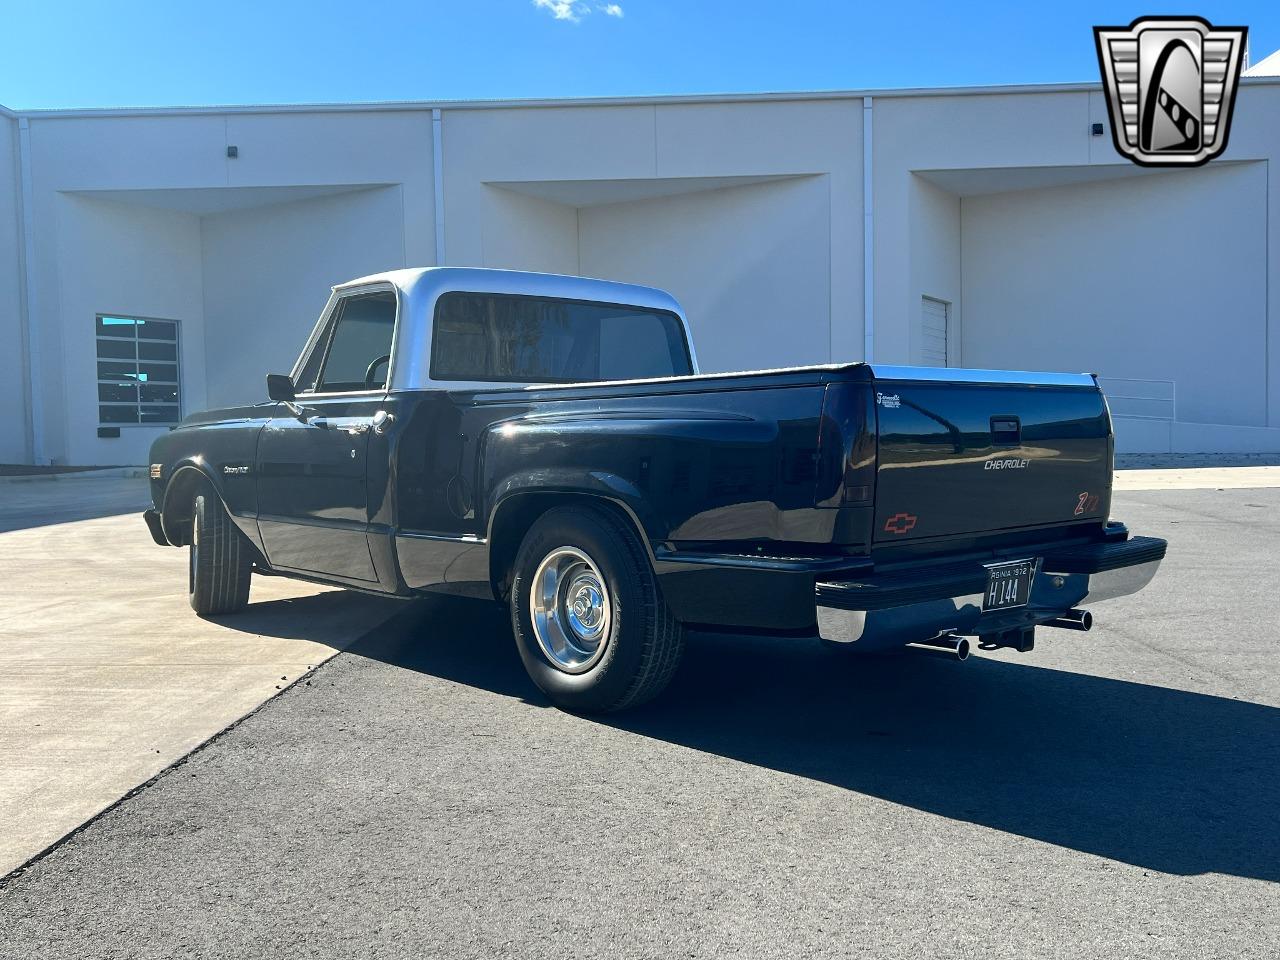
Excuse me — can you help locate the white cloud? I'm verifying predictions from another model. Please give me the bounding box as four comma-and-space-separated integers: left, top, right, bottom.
531, 0, 624, 23
533, 0, 585, 21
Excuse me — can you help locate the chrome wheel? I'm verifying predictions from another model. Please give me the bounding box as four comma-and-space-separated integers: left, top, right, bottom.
529, 546, 612, 674
188, 509, 200, 595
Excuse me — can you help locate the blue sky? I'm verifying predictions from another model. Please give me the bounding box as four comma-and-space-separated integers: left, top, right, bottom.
1, 1, 1277, 110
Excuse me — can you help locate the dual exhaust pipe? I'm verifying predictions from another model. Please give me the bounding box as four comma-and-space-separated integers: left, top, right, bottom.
1045, 609, 1093, 632
910, 632, 971, 661
909, 609, 1092, 661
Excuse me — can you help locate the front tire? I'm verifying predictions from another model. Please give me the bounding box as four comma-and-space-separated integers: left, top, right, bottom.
188, 493, 252, 616
510, 505, 684, 713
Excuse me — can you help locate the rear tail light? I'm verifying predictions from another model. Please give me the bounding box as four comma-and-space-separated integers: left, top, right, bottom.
815, 382, 875, 506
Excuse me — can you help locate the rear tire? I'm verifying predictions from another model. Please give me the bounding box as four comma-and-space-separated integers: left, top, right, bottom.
188, 493, 252, 616
510, 504, 684, 713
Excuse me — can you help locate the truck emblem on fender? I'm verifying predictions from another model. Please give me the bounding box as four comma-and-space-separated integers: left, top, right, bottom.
985, 458, 1029, 471
1094, 16, 1247, 167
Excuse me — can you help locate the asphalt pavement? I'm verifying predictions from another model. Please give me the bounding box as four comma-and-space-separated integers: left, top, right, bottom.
1, 487, 1277, 959
0, 477, 401, 872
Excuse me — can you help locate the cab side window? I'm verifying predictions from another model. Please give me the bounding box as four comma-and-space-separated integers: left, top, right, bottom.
293, 323, 330, 394
316, 291, 397, 393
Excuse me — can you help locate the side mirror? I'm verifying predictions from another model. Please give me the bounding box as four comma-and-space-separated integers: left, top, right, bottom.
266, 373, 296, 403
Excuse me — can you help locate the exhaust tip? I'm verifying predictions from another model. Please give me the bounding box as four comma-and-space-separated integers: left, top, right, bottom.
909, 632, 970, 661
1044, 609, 1093, 632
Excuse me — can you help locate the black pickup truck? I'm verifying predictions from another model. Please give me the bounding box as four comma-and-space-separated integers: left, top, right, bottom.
145, 267, 1166, 712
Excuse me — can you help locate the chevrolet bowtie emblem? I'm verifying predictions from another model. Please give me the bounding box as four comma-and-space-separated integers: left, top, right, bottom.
883, 512, 918, 535
1094, 16, 1247, 167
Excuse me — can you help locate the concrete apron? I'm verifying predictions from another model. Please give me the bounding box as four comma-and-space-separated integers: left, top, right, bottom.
1114, 465, 1280, 490
0, 488, 402, 876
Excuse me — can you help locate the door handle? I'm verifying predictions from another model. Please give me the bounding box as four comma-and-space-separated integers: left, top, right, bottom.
309, 418, 369, 435
372, 410, 395, 436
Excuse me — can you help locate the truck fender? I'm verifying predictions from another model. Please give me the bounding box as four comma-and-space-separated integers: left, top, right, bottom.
485, 469, 667, 547
159, 462, 241, 548
483, 472, 665, 599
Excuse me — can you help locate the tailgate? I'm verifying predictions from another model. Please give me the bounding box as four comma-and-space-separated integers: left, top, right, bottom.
871, 370, 1111, 543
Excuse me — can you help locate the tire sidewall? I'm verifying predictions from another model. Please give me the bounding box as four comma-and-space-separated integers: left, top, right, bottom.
511, 508, 651, 711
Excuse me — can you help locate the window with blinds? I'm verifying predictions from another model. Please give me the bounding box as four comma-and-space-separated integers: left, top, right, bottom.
920, 297, 949, 368
95, 315, 182, 425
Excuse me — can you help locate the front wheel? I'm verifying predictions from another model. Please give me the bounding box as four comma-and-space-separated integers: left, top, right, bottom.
510, 505, 684, 713
188, 493, 252, 616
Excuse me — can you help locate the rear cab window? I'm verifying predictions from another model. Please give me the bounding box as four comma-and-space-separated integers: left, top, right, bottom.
430, 292, 692, 383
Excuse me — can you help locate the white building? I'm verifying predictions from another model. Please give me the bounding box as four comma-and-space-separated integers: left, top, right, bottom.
3, 77, 1280, 466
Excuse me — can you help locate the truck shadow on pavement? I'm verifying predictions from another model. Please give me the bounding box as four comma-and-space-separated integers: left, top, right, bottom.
0, 478, 151, 534
352, 595, 1280, 884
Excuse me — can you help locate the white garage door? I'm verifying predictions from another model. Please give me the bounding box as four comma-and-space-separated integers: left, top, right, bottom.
920, 297, 949, 367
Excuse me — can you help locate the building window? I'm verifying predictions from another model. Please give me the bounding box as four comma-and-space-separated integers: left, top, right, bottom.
95, 315, 181, 425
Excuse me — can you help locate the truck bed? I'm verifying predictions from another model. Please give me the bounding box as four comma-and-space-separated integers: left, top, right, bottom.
443, 361, 1113, 558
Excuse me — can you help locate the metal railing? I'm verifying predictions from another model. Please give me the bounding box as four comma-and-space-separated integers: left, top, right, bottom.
1097, 377, 1177, 421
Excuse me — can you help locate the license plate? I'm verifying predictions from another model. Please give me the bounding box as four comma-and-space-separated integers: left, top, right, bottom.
984, 559, 1037, 611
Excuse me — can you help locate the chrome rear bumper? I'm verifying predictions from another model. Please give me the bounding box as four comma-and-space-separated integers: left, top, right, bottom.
817, 536, 1165, 650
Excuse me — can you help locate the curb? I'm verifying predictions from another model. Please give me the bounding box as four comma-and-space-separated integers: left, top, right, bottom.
0, 466, 148, 484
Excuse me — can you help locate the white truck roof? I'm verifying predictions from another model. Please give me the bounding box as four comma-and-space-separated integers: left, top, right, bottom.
300, 267, 698, 390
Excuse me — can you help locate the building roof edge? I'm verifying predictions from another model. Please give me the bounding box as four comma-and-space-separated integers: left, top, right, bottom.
10, 75, 1280, 121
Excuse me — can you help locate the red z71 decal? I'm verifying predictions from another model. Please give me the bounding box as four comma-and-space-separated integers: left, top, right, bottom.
1075, 492, 1101, 516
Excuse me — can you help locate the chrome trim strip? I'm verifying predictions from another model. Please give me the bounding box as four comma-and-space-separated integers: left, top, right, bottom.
868, 364, 1098, 387
397, 531, 486, 545
297, 389, 386, 399
289, 290, 340, 385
